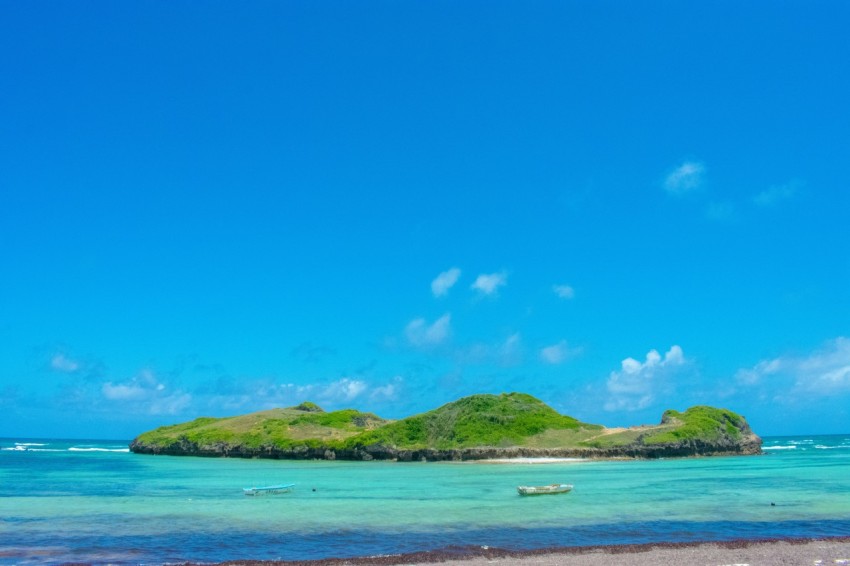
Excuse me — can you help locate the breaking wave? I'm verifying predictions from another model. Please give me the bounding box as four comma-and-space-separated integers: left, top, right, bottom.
68, 447, 131, 453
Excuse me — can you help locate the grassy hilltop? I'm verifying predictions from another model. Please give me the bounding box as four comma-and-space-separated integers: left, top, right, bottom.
130, 392, 762, 460
344, 392, 596, 450
131, 401, 388, 453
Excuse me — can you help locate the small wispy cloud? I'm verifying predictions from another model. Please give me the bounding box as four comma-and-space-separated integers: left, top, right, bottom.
453, 333, 524, 367
605, 345, 688, 411
471, 272, 507, 296
101, 369, 191, 415
736, 337, 850, 395
51, 353, 80, 373
102, 382, 157, 401
664, 161, 705, 195
230, 376, 403, 410
370, 376, 403, 402
312, 376, 403, 406
552, 284, 575, 300
431, 268, 461, 297
540, 340, 582, 365
754, 180, 802, 207
319, 377, 367, 403
499, 333, 523, 366
735, 359, 782, 386
405, 314, 451, 347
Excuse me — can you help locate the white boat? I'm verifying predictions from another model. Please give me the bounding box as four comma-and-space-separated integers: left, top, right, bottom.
517, 483, 573, 496
243, 483, 295, 496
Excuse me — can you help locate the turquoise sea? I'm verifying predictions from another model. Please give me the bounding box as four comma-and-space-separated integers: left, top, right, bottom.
2, 435, 849, 565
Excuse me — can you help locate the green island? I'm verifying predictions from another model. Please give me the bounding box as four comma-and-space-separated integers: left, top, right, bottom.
129, 392, 762, 460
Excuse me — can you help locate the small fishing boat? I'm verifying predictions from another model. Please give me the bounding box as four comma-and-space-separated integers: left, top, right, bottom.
243, 483, 295, 496
517, 483, 572, 496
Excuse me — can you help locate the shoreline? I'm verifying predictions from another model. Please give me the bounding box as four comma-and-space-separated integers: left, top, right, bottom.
210, 536, 850, 565
455, 456, 589, 464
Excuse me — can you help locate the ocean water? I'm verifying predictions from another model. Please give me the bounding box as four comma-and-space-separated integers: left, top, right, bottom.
1, 435, 849, 565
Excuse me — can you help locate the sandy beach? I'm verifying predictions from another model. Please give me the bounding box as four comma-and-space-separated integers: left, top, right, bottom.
217, 537, 850, 566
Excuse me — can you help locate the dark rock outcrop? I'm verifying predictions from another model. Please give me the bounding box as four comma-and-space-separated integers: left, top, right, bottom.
129, 431, 762, 461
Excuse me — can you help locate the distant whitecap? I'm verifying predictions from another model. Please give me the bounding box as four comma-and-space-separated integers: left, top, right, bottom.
69, 447, 130, 453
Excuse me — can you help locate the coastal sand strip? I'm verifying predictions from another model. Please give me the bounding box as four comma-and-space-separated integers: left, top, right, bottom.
215, 537, 850, 566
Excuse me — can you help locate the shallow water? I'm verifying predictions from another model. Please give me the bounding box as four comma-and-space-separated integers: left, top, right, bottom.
1, 435, 849, 564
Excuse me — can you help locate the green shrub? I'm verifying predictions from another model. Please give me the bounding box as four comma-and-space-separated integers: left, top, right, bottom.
347, 393, 588, 450
291, 409, 382, 430
643, 406, 744, 445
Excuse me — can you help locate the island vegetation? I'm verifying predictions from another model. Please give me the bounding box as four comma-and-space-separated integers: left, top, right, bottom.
129, 392, 762, 460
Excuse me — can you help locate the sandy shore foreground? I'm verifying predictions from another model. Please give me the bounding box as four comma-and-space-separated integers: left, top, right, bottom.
217, 537, 850, 566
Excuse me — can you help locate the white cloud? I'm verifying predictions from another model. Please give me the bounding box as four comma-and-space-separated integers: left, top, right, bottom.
202, 375, 405, 413
540, 340, 582, 365
51, 353, 80, 373
405, 314, 451, 347
102, 382, 148, 401
149, 393, 193, 415
101, 369, 191, 415
754, 180, 801, 207
309, 376, 404, 406
664, 161, 705, 195
605, 345, 687, 411
735, 359, 782, 386
370, 376, 403, 402
471, 272, 507, 296
553, 284, 575, 300
737, 337, 850, 395
431, 268, 461, 297
222, 382, 322, 412
319, 378, 368, 403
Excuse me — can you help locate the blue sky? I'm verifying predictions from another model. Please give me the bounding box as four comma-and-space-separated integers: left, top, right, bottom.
1, 1, 848, 439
